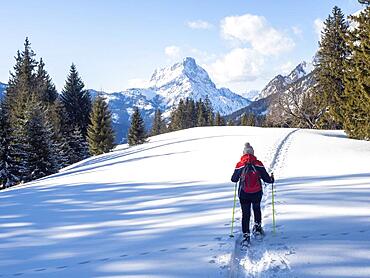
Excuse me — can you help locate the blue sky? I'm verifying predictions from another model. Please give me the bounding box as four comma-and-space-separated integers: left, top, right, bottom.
0, 0, 364, 94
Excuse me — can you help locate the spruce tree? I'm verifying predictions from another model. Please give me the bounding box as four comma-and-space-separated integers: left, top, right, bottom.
227, 119, 234, 126
204, 96, 214, 126
214, 112, 225, 126
24, 100, 58, 180
151, 109, 166, 136
35, 58, 58, 104
314, 6, 349, 129
4, 38, 39, 184
69, 125, 90, 163
343, 7, 370, 139
127, 107, 146, 146
0, 102, 19, 187
61, 64, 92, 137
196, 99, 207, 127
241, 113, 248, 126
87, 96, 116, 155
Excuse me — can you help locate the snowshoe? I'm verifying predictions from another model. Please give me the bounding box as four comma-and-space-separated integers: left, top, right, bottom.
252, 223, 265, 240
241, 233, 251, 250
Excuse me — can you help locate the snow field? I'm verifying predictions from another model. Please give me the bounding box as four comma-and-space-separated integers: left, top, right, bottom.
1, 127, 369, 278
0, 126, 290, 277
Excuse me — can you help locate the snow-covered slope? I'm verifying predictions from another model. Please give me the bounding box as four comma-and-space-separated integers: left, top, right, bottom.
1, 127, 370, 277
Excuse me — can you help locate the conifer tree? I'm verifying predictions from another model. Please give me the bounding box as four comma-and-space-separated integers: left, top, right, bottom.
227, 119, 234, 126
214, 112, 225, 126
241, 113, 248, 126
24, 99, 58, 180
69, 125, 90, 163
0, 102, 19, 187
35, 58, 58, 104
343, 7, 370, 139
169, 99, 187, 131
151, 109, 166, 136
87, 96, 116, 155
314, 6, 349, 129
196, 99, 207, 127
204, 96, 214, 126
4, 38, 39, 184
127, 107, 146, 146
184, 98, 196, 128
61, 64, 92, 137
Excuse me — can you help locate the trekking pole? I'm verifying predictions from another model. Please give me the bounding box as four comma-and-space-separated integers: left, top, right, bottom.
229, 182, 238, 237
271, 180, 276, 235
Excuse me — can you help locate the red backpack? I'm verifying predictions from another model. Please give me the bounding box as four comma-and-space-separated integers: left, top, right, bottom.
240, 162, 262, 193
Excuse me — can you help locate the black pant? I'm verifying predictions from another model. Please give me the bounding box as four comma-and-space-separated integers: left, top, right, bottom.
239, 190, 262, 234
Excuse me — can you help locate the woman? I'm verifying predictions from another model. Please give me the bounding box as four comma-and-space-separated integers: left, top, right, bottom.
231, 142, 274, 243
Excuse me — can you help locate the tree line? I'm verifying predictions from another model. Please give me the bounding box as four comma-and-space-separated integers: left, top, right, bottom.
0, 39, 115, 188
267, 5, 369, 140
130, 96, 264, 143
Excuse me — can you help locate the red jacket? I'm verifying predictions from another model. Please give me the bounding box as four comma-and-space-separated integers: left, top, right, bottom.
231, 154, 273, 195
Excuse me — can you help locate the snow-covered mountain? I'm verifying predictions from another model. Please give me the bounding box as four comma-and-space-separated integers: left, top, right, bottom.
255, 61, 314, 101
242, 89, 260, 101
0, 82, 6, 99
226, 60, 316, 123
1, 126, 369, 277
147, 57, 250, 115
91, 57, 250, 142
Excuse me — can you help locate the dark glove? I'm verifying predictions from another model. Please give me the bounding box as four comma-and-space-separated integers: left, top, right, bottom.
270, 172, 275, 183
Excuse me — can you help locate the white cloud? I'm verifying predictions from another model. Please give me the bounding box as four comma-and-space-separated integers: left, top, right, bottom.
279, 61, 294, 75
221, 14, 295, 56
128, 78, 149, 88
292, 26, 303, 36
204, 48, 264, 85
314, 18, 324, 40
164, 46, 181, 59
186, 20, 213, 30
